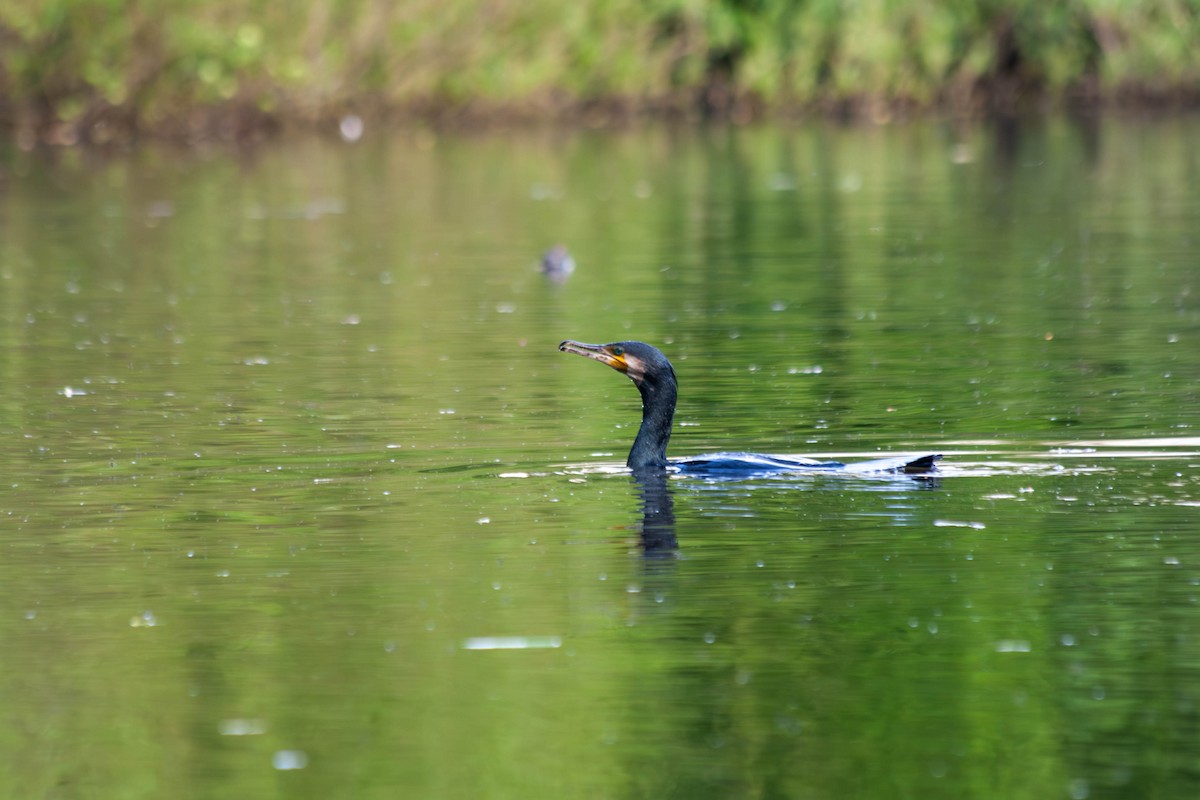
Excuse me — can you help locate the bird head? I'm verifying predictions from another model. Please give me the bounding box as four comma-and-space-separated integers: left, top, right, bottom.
558, 340, 676, 390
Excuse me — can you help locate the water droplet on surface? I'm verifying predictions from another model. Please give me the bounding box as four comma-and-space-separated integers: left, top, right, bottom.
767, 172, 796, 191
339, 114, 364, 142
272, 750, 308, 770
949, 143, 973, 164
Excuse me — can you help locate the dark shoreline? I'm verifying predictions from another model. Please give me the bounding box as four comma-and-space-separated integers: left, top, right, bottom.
7, 84, 1200, 150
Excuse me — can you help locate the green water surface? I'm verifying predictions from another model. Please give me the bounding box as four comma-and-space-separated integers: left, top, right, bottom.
1, 117, 1199, 799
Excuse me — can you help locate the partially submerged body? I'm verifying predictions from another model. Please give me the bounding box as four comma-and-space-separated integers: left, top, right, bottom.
558, 339, 940, 477
672, 451, 940, 476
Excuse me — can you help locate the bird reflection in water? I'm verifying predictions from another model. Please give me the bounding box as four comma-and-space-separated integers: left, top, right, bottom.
634, 468, 678, 557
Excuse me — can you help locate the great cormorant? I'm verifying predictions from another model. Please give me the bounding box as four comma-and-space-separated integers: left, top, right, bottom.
559, 339, 940, 475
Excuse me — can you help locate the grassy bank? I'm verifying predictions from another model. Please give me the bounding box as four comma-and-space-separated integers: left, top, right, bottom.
2, 0, 1199, 143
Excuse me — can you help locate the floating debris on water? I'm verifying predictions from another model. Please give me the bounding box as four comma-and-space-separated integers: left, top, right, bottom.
219, 719, 267, 736
461, 636, 562, 650
934, 519, 987, 530
130, 610, 158, 628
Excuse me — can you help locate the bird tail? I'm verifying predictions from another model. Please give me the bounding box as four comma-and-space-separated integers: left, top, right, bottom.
841, 453, 942, 474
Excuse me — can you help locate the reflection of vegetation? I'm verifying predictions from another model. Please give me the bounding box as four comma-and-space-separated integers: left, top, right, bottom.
3, 1, 1200, 141
1, 119, 1199, 797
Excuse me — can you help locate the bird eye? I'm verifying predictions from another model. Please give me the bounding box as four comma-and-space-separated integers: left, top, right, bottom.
611, 346, 624, 356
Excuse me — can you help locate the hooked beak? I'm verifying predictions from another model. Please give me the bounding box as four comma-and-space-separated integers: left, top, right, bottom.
559, 340, 628, 373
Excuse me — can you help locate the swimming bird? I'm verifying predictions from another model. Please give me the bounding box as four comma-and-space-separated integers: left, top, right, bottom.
539, 245, 576, 280
558, 340, 940, 475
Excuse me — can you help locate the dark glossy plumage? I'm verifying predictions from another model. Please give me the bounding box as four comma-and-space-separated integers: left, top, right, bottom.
559, 339, 940, 476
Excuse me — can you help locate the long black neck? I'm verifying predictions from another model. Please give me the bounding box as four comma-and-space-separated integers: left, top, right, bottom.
628, 375, 676, 470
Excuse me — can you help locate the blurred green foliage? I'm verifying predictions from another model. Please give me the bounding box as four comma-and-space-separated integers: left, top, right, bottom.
1, 0, 1198, 139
